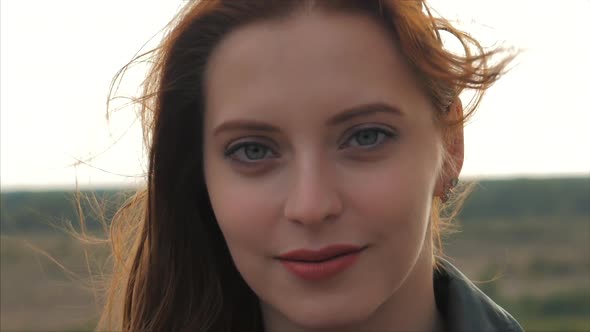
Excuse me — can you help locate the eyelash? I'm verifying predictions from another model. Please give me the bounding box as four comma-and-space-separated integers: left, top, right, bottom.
340, 127, 396, 149
224, 141, 279, 163
224, 127, 397, 163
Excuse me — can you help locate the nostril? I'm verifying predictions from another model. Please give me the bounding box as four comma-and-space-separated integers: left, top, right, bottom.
283, 191, 344, 226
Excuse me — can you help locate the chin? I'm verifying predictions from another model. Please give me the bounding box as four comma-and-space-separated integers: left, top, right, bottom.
279, 298, 378, 330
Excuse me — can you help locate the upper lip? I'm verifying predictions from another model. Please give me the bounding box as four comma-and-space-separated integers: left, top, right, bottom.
277, 244, 367, 262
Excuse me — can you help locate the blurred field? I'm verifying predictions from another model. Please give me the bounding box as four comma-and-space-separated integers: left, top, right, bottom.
1, 234, 108, 331
1, 178, 589, 331
444, 216, 590, 331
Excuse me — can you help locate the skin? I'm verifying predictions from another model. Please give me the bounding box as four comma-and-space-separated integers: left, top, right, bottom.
203, 9, 463, 332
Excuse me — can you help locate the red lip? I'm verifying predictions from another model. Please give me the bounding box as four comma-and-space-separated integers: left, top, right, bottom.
277, 244, 367, 281
277, 244, 366, 262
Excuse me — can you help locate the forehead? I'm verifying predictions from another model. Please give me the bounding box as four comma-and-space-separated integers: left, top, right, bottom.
204, 10, 433, 126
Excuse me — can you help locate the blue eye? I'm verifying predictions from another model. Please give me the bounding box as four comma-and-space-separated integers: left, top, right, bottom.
343, 128, 395, 148
225, 142, 276, 162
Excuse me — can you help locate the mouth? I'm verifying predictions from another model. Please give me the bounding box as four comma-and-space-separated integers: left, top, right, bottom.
276, 244, 368, 281
277, 244, 368, 263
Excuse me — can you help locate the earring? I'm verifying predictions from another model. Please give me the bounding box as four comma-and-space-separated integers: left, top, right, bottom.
442, 178, 459, 202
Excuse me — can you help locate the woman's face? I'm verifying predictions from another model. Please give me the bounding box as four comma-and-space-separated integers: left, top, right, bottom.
204, 10, 445, 331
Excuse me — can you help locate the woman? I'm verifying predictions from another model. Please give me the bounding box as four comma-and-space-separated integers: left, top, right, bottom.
99, 1, 521, 331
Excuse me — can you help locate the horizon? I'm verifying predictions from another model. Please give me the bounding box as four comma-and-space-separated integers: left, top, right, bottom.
2, 173, 589, 193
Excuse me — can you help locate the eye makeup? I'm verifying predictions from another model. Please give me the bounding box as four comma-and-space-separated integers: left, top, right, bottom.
222, 123, 400, 167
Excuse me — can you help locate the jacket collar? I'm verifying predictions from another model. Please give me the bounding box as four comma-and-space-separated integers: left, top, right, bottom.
434, 258, 524, 332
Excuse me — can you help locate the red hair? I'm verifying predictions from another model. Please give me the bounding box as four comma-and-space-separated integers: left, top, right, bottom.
97, 1, 515, 330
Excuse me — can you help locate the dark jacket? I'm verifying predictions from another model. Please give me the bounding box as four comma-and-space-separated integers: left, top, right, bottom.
434, 258, 524, 332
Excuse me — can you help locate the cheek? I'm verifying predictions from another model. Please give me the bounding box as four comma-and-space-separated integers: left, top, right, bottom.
343, 155, 438, 222
340, 143, 441, 253
205, 166, 281, 257
343, 168, 432, 249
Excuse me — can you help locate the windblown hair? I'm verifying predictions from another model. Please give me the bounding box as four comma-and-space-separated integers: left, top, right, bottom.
97, 1, 515, 330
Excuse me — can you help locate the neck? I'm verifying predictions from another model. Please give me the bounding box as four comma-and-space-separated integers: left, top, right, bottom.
263, 245, 444, 332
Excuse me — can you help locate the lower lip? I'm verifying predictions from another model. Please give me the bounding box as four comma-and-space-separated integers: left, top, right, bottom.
279, 251, 362, 281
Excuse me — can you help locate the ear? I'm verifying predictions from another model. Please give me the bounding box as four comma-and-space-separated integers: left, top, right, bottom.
434, 98, 465, 199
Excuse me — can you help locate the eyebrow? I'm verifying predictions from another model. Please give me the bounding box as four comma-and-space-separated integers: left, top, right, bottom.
212, 102, 403, 136
327, 102, 404, 125
213, 120, 281, 136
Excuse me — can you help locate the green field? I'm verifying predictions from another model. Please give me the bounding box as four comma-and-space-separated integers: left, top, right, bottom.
1, 177, 589, 331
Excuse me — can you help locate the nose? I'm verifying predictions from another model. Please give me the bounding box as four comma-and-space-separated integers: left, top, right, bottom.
283, 158, 343, 226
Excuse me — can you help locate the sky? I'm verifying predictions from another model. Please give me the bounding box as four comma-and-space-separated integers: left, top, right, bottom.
1, 0, 589, 190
